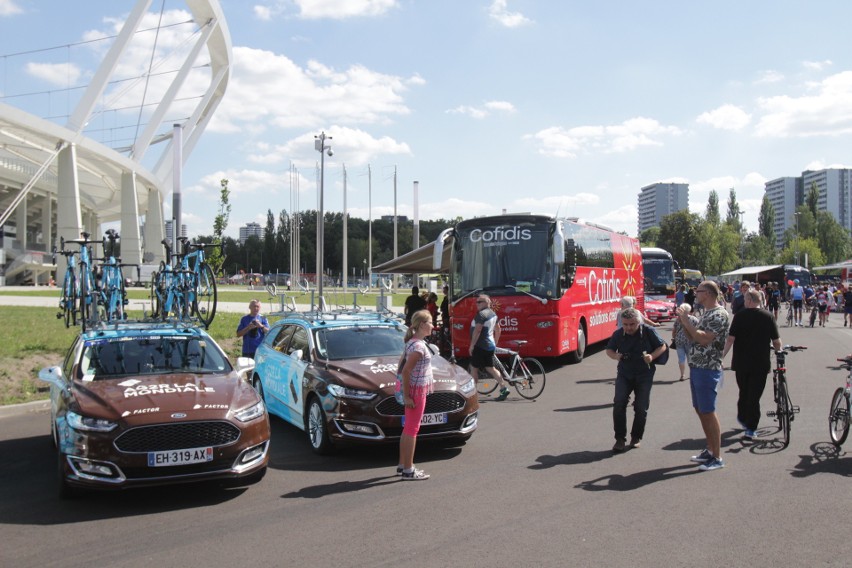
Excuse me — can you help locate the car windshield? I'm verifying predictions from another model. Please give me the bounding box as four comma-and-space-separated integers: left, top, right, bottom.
79, 336, 231, 379
314, 326, 405, 361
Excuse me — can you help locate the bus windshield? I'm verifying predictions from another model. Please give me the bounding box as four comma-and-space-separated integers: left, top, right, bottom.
452, 221, 557, 298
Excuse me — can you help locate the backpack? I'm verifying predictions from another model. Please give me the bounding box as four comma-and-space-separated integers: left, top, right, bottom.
640, 324, 669, 365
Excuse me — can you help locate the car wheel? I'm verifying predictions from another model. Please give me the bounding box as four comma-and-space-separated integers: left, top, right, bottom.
567, 321, 586, 364
306, 397, 333, 455
252, 375, 265, 402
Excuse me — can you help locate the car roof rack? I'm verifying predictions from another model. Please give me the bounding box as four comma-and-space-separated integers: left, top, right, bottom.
277, 309, 404, 327
82, 317, 204, 336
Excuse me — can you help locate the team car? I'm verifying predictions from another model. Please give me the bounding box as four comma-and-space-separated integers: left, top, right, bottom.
644, 299, 676, 323
252, 311, 479, 454
38, 322, 270, 497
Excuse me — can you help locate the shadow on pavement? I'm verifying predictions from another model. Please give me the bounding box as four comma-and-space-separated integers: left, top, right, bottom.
574, 463, 699, 491
790, 442, 852, 478
553, 403, 613, 413
528, 449, 614, 470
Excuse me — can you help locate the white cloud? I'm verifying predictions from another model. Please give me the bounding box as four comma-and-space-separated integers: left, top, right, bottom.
446, 100, 514, 119
804, 159, 852, 170
803, 59, 832, 72
0, 0, 22, 16
253, 5, 273, 20
295, 0, 398, 19
696, 104, 752, 131
488, 0, 532, 28
246, 126, 412, 167
211, 47, 419, 133
755, 71, 852, 137
25, 62, 82, 86
755, 70, 784, 84
525, 117, 682, 158
590, 204, 637, 235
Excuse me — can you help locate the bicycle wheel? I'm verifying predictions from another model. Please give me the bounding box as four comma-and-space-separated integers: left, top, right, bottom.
512, 357, 546, 400
149, 272, 161, 319
192, 262, 217, 327
61, 270, 77, 328
786, 308, 793, 327
829, 387, 850, 447
777, 379, 792, 448
79, 263, 91, 332
475, 367, 499, 395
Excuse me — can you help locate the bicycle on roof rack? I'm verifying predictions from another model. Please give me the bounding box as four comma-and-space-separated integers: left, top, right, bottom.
95, 229, 135, 323
55, 232, 102, 332
149, 237, 220, 327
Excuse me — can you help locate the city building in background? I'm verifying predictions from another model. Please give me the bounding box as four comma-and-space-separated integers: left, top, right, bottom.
764, 168, 852, 249
637, 182, 689, 234
164, 220, 188, 242
239, 222, 263, 245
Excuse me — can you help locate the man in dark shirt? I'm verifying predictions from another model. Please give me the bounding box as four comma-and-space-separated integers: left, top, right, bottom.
404, 286, 426, 326
723, 288, 782, 441
731, 281, 750, 315
605, 307, 667, 452
843, 285, 852, 327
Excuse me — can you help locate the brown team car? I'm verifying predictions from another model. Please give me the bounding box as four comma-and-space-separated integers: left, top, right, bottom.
38, 322, 270, 497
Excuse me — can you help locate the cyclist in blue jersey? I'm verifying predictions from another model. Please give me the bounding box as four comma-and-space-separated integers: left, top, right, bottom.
789, 280, 804, 327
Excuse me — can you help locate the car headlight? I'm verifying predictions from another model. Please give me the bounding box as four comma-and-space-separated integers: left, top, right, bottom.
234, 401, 266, 422
459, 378, 475, 394
67, 411, 117, 432
327, 384, 376, 400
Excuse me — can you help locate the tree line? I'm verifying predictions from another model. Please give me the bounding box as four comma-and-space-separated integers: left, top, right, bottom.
197, 180, 456, 277
640, 184, 852, 276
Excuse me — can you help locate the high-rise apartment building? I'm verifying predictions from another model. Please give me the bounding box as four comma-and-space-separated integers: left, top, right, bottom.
164, 220, 187, 241
637, 182, 689, 234
764, 168, 852, 248
239, 222, 263, 245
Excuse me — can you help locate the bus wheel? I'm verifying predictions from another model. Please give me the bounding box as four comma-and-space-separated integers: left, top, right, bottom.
567, 322, 586, 364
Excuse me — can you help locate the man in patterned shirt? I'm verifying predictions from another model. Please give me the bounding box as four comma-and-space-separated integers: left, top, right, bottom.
676, 280, 730, 472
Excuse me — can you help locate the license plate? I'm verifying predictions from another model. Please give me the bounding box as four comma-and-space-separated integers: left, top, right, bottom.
401, 412, 447, 426
148, 447, 213, 467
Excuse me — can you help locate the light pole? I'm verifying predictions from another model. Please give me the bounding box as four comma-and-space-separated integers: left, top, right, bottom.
315, 131, 333, 301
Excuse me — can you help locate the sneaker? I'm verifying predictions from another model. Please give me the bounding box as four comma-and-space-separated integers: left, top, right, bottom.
401, 468, 430, 481
612, 438, 626, 452
698, 457, 725, 471
495, 387, 511, 401
742, 429, 756, 441
396, 465, 403, 476
690, 448, 713, 463
629, 438, 641, 448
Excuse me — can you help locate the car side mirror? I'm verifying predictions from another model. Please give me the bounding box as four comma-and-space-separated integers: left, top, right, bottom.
291, 349, 304, 361
38, 366, 65, 390
234, 357, 255, 381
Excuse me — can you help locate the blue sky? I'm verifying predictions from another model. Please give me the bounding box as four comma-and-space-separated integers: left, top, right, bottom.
3, 0, 852, 239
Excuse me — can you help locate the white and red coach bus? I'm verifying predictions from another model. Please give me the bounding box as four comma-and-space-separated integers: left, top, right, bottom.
432, 214, 643, 362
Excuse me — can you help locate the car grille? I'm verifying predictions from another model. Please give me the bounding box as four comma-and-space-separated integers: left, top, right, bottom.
114, 421, 241, 452
375, 391, 467, 417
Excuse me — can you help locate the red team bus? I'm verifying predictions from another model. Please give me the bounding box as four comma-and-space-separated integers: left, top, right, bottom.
432, 214, 644, 362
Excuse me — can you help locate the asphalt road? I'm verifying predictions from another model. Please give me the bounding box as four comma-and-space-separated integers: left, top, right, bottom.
2, 314, 851, 568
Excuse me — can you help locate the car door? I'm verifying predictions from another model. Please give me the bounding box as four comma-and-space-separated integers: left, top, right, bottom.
256, 324, 296, 423
282, 325, 311, 423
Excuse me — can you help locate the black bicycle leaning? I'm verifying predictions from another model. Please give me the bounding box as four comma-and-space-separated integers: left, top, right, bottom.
766, 345, 805, 448
474, 340, 546, 400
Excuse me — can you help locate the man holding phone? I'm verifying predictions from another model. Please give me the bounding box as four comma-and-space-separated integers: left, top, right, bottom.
236, 299, 269, 358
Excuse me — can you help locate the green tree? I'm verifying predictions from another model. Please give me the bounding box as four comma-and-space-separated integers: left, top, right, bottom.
706, 190, 721, 227
815, 211, 852, 264
778, 237, 825, 267
658, 210, 702, 270
806, 182, 819, 218
758, 195, 775, 246
743, 234, 775, 265
207, 179, 231, 276
725, 188, 742, 232
639, 226, 660, 247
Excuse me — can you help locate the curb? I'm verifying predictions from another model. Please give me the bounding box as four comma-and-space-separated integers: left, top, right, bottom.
0, 399, 49, 419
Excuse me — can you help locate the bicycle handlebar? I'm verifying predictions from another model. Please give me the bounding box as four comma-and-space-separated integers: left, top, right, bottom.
780, 345, 807, 353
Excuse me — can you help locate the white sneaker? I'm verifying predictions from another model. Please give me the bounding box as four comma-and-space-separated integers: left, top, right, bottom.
401, 468, 430, 480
